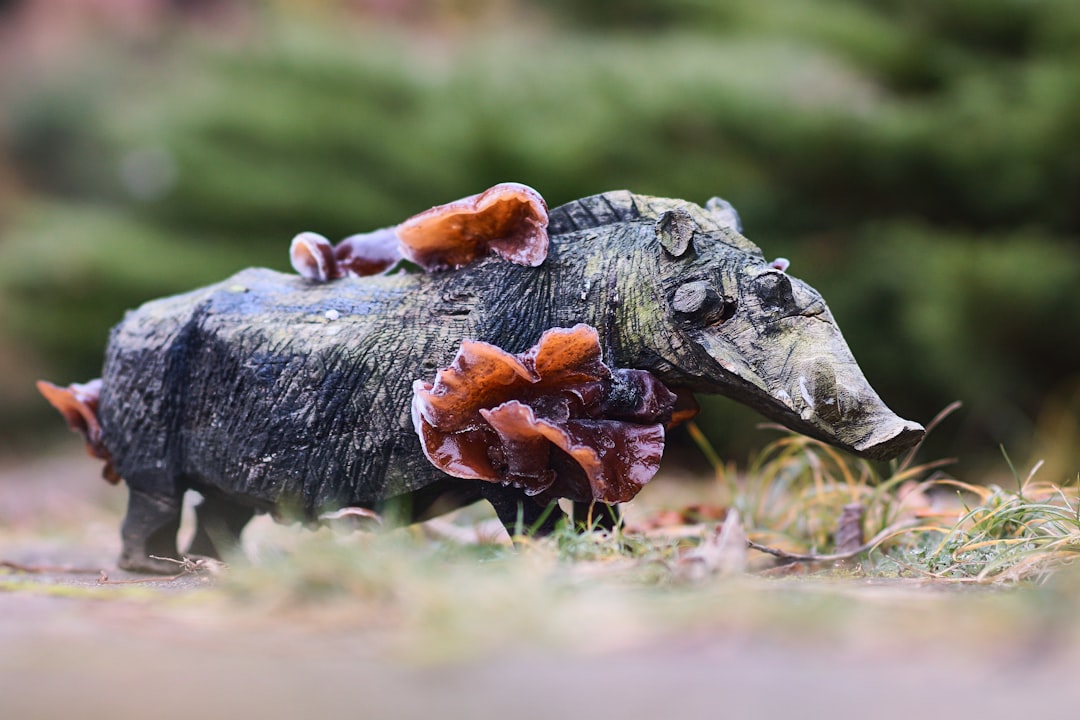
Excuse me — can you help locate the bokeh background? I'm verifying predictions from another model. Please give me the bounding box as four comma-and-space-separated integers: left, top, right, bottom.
1, 0, 1077, 483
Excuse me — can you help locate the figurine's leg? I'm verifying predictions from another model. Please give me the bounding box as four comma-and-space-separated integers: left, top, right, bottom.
119, 486, 184, 574
186, 493, 255, 561
572, 502, 622, 532
380, 480, 485, 525
479, 484, 564, 537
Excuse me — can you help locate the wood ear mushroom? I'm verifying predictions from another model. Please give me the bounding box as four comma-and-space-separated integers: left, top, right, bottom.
36, 379, 119, 483
411, 325, 676, 504
290, 182, 549, 281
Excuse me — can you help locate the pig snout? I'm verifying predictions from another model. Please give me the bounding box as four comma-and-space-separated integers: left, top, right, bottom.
790, 357, 924, 460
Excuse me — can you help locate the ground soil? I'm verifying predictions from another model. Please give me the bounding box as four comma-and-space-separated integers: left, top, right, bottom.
3, 451, 1080, 719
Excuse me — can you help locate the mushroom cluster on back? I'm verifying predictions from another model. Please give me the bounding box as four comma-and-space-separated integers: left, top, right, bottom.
411, 324, 682, 504
289, 182, 549, 281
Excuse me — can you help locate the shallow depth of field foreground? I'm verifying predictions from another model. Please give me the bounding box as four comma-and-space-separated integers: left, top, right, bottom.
3, 422, 1080, 718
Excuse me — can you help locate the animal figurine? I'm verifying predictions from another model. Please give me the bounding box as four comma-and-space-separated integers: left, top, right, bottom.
39, 184, 923, 573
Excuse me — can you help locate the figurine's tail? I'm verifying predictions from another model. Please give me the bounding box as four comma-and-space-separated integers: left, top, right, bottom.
37, 379, 120, 484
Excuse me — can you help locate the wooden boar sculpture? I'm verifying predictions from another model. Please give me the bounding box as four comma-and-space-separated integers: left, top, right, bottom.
39, 183, 924, 573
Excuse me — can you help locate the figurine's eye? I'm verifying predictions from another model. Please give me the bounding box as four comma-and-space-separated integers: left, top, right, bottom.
671, 280, 737, 325
751, 271, 797, 314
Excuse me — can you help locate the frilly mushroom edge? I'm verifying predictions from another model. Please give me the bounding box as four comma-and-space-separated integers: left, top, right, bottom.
411, 324, 685, 504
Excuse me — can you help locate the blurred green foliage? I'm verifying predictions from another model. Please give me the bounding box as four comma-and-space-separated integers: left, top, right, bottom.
1, 0, 1077, 474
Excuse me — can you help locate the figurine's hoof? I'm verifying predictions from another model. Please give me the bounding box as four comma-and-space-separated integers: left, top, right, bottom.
118, 553, 188, 575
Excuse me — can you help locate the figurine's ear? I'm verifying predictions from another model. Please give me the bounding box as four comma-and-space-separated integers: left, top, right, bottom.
655, 208, 698, 258
705, 196, 743, 233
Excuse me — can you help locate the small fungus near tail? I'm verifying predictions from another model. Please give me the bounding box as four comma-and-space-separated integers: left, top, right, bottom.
36, 379, 120, 484
411, 325, 677, 504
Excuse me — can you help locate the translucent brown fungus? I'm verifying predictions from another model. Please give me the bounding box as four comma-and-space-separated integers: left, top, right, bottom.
334, 227, 402, 277
290, 183, 549, 281
36, 379, 119, 484
669, 389, 701, 427
395, 182, 549, 271
291, 228, 402, 281
411, 325, 677, 504
290, 232, 340, 282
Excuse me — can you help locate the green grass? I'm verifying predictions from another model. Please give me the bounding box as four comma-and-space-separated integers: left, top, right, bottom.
685, 404, 1080, 582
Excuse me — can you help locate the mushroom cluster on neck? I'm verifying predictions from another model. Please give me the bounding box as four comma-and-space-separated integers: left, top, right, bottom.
411, 324, 684, 505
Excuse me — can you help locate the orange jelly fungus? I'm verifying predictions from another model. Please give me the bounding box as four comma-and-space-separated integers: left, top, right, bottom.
411, 325, 679, 504
290, 183, 548, 281
395, 182, 549, 270
36, 379, 119, 483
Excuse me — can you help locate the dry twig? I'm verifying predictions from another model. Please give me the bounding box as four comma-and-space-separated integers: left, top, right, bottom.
97, 556, 226, 584
747, 520, 918, 564
1, 560, 103, 575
